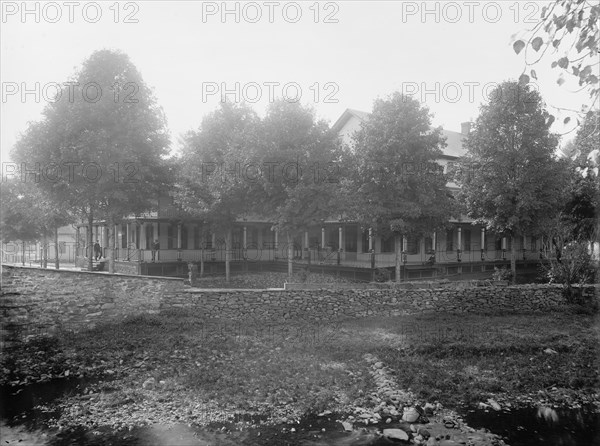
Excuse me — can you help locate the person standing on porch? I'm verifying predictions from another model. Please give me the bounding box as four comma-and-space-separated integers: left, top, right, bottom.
93, 240, 102, 260
151, 239, 160, 262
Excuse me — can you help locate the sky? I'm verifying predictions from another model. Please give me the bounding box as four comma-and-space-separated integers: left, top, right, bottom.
1, 0, 594, 163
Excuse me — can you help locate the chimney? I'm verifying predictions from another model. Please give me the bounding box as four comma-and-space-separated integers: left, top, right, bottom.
461, 122, 472, 135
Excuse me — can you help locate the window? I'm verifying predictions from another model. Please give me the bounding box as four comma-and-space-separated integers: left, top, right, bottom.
181, 225, 188, 249
59, 241, 66, 254
495, 238, 502, 251
361, 230, 370, 252
193, 226, 200, 249
446, 162, 456, 175
381, 234, 394, 253
328, 227, 338, 250
530, 236, 537, 251
424, 237, 433, 253
406, 237, 418, 255
345, 225, 357, 252
232, 228, 242, 249
463, 229, 471, 251
446, 230, 454, 251
167, 225, 174, 249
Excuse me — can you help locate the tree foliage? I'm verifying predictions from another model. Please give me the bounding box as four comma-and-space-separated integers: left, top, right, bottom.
348, 93, 453, 237
456, 81, 566, 281
346, 93, 454, 281
513, 0, 599, 121
255, 100, 342, 277
174, 102, 260, 281
1, 178, 70, 266
11, 49, 171, 271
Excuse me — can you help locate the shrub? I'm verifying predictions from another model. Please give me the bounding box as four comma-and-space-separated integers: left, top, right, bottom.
542, 242, 597, 287
373, 268, 391, 282
492, 266, 513, 281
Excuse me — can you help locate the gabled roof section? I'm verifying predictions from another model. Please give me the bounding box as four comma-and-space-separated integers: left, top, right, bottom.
333, 108, 467, 159
331, 108, 370, 133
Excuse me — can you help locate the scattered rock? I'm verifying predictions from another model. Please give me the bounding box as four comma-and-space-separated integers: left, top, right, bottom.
424, 402, 435, 416
341, 421, 353, 432
402, 407, 420, 422
417, 427, 431, 439
544, 348, 558, 355
142, 377, 156, 390
383, 428, 409, 441
487, 398, 501, 411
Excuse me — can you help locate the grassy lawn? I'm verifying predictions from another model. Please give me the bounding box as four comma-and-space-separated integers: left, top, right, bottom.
2, 308, 599, 431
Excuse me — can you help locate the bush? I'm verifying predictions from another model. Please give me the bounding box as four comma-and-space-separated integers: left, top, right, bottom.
543, 242, 597, 287
373, 268, 391, 282
492, 266, 513, 281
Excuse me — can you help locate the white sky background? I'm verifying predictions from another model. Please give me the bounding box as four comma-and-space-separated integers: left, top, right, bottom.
1, 0, 593, 163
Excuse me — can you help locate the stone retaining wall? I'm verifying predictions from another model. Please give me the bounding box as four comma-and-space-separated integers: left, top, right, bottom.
1, 265, 182, 343
1, 265, 597, 344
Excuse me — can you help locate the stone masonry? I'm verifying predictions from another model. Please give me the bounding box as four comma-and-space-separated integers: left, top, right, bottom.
1, 265, 597, 344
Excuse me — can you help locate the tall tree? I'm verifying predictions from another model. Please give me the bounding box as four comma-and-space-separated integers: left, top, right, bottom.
174, 102, 260, 282
11, 50, 171, 272
348, 93, 454, 282
256, 100, 341, 279
456, 80, 567, 282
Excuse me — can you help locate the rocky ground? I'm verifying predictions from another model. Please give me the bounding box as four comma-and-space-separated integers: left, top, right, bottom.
1, 310, 598, 445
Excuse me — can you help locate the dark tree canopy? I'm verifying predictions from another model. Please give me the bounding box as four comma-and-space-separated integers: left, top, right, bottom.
11, 49, 172, 271
348, 92, 453, 239
456, 80, 568, 280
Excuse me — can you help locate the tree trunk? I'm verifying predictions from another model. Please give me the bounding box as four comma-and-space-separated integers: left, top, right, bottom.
287, 232, 293, 280
225, 229, 231, 283
510, 234, 517, 284
54, 227, 60, 269
395, 234, 401, 283
200, 235, 205, 278
87, 210, 93, 272
108, 221, 115, 274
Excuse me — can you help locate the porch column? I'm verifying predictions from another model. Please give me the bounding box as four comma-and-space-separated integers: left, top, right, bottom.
274, 228, 279, 249
402, 235, 407, 253
338, 226, 343, 251
457, 227, 462, 262
102, 226, 109, 253
501, 237, 507, 250
432, 231, 437, 253
212, 233, 216, 249
321, 227, 325, 248
243, 226, 247, 249
480, 228, 485, 250
153, 223, 158, 245
177, 223, 182, 249
140, 223, 146, 249
368, 228, 373, 251
126, 223, 130, 246
304, 231, 309, 249
114, 225, 119, 249
76, 227, 80, 256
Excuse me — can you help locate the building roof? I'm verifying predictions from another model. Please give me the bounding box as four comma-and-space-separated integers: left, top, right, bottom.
331, 108, 370, 133
333, 108, 467, 159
